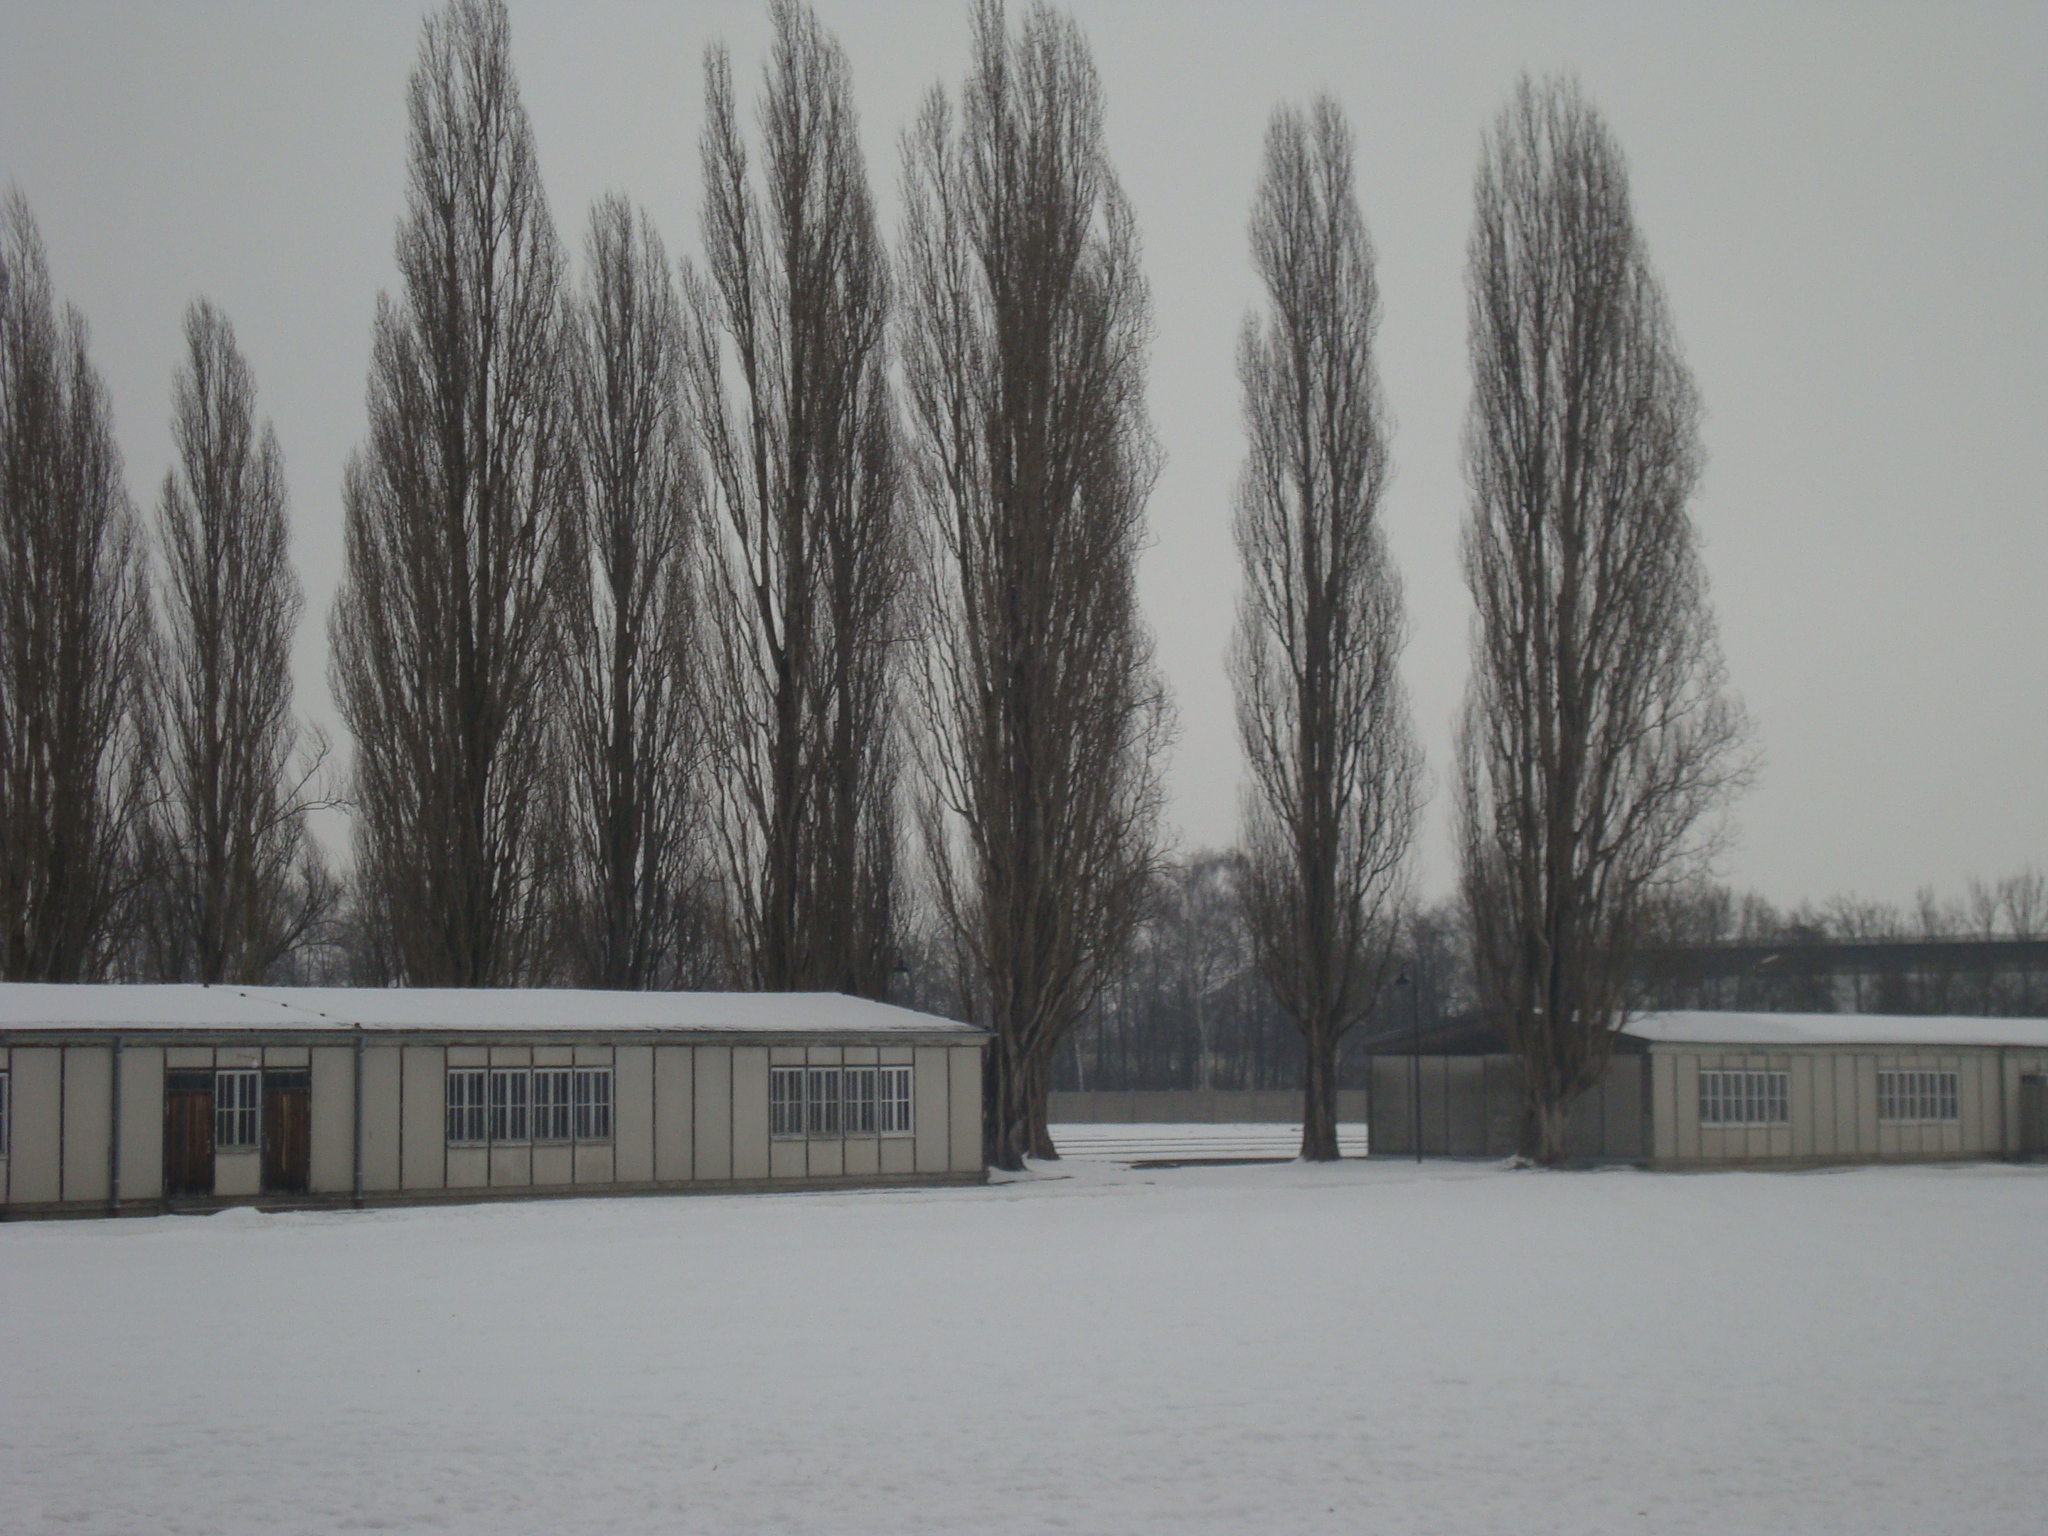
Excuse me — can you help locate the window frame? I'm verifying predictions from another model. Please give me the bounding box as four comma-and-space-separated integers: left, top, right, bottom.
1877, 1069, 1959, 1123
1698, 1068, 1789, 1127
843, 1066, 877, 1136
446, 1065, 612, 1147
447, 1068, 488, 1145
879, 1065, 913, 1135
805, 1066, 842, 1136
214, 1068, 261, 1150
770, 1062, 914, 1139
533, 1067, 573, 1143
488, 1066, 530, 1143
573, 1067, 613, 1142
770, 1067, 805, 1137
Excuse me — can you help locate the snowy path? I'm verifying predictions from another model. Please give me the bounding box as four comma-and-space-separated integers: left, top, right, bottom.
3, 1159, 2044, 1535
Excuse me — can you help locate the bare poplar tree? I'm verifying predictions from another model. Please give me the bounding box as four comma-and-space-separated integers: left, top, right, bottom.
329, 0, 569, 986
0, 191, 153, 982
1230, 98, 1422, 1161
1457, 77, 1752, 1164
684, 0, 905, 997
147, 300, 327, 983
900, 1, 1171, 1169
561, 195, 707, 989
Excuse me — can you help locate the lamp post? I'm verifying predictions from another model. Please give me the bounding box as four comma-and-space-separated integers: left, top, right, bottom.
1394, 969, 1421, 1163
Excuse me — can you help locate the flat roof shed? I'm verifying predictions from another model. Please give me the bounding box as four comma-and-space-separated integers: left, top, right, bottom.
1360, 1010, 2048, 1166
0, 983, 989, 1217
1627, 1010, 2048, 1167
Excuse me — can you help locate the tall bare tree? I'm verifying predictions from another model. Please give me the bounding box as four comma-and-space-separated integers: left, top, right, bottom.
1230, 98, 1422, 1161
684, 0, 905, 997
1457, 76, 1752, 1164
561, 195, 707, 989
0, 191, 153, 982
329, 0, 569, 986
900, 1, 1171, 1169
144, 301, 328, 984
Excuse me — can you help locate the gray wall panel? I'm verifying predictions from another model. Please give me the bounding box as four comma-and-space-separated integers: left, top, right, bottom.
949, 1046, 982, 1173
399, 1045, 443, 1190
694, 1046, 732, 1180
308, 1046, 353, 1194
913, 1047, 947, 1172
8, 1048, 61, 1203
118, 1045, 164, 1201
358, 1046, 402, 1191
61, 1046, 112, 1204
614, 1045, 654, 1184
653, 1046, 693, 1181
730, 1047, 769, 1180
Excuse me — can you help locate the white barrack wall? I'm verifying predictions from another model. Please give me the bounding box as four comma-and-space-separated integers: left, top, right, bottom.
0, 984, 988, 1217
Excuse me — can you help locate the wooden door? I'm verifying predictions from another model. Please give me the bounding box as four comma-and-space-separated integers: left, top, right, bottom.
164, 1070, 214, 1197
262, 1069, 311, 1194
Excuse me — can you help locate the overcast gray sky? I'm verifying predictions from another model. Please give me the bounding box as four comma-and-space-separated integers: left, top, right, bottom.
2, 0, 2042, 910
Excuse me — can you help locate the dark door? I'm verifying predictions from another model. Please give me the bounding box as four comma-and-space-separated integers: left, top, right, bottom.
2020, 1075, 2048, 1160
164, 1070, 214, 1197
262, 1069, 311, 1194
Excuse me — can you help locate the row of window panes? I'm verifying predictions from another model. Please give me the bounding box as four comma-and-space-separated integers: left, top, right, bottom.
1877, 1070, 1959, 1122
1701, 1068, 1964, 1125
770, 1066, 913, 1137
1698, 1070, 1788, 1125
446, 1068, 612, 1145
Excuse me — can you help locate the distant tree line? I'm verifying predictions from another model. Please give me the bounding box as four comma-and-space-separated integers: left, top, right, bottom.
4, 0, 2028, 1164
1047, 860, 2047, 1097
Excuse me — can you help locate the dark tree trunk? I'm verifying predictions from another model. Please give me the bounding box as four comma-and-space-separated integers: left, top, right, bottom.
1299, 1025, 1341, 1160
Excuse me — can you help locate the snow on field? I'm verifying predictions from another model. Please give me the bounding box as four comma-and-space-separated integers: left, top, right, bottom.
3, 1155, 2045, 1536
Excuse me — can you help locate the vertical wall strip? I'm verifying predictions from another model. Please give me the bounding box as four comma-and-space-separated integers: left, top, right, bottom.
351, 1028, 365, 1208
57, 1046, 67, 1205
108, 1038, 122, 1214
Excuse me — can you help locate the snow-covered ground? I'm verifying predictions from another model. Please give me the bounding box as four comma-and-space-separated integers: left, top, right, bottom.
3, 1154, 2044, 1535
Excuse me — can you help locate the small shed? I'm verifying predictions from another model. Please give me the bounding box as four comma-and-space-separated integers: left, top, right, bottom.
0, 983, 987, 1217
1632, 1010, 2048, 1168
1360, 1010, 2048, 1167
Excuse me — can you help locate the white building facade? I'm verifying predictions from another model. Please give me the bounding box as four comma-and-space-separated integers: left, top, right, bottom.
1631, 1011, 2048, 1167
0, 985, 987, 1217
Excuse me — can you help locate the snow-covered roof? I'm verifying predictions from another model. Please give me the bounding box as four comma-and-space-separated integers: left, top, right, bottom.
1623, 1009, 2048, 1050
0, 983, 985, 1038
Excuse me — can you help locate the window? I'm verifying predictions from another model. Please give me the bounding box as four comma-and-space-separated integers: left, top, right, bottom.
489, 1067, 529, 1142
215, 1069, 260, 1148
805, 1067, 841, 1136
879, 1066, 913, 1134
533, 1068, 573, 1141
771, 1063, 914, 1138
1878, 1070, 1958, 1122
574, 1068, 612, 1141
1699, 1069, 1787, 1126
771, 1067, 805, 1137
844, 1067, 877, 1135
447, 1069, 488, 1144
447, 1066, 610, 1146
